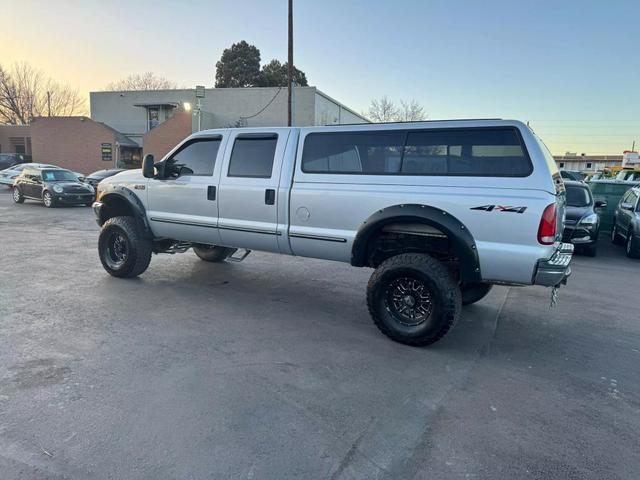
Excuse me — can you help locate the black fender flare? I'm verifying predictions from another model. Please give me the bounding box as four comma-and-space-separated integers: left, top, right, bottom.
97, 185, 151, 234
350, 204, 481, 282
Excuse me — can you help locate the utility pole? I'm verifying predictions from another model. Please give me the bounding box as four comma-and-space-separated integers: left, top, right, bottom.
287, 0, 293, 127
47, 91, 51, 117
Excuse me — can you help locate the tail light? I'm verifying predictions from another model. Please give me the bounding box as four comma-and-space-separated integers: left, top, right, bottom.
538, 203, 558, 244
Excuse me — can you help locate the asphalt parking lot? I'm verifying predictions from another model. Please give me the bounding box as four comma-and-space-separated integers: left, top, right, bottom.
1, 188, 639, 480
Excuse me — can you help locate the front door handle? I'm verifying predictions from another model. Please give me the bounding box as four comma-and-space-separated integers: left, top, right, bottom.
207, 185, 216, 201
265, 189, 275, 205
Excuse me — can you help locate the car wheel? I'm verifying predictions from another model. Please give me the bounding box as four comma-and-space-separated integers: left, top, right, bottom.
626, 229, 640, 259
12, 186, 24, 204
192, 244, 237, 262
583, 243, 598, 257
611, 223, 624, 245
367, 253, 461, 347
42, 191, 55, 208
98, 216, 152, 277
461, 282, 493, 305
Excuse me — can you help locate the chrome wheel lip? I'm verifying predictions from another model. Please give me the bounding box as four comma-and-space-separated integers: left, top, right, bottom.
627, 233, 633, 254
384, 276, 433, 327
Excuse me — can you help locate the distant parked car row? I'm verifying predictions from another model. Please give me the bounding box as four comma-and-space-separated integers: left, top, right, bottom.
4, 162, 125, 208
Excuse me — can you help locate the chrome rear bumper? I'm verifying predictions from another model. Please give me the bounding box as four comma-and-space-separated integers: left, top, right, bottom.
533, 243, 574, 287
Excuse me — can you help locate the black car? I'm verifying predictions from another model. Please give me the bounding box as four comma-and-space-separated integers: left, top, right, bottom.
611, 186, 640, 258
0, 153, 30, 170
562, 180, 606, 256
83, 168, 125, 187
12, 167, 95, 207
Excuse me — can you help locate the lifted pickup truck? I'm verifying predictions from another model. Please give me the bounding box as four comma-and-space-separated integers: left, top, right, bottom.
93, 119, 571, 346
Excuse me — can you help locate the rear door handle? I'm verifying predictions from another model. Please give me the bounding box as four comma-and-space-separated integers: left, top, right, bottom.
207, 185, 216, 201
265, 189, 275, 205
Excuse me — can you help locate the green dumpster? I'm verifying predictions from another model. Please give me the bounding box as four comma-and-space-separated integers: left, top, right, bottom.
586, 180, 639, 233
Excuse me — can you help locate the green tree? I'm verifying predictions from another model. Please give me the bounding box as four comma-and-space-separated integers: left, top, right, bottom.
215, 41, 262, 88
259, 59, 308, 87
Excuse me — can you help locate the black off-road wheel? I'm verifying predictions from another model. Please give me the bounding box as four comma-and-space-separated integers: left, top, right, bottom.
192, 244, 237, 262
461, 282, 493, 305
98, 216, 152, 278
367, 253, 461, 347
12, 186, 24, 204
626, 230, 640, 259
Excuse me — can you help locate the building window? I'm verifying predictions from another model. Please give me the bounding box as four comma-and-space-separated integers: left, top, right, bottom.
559, 162, 565, 168
148, 107, 160, 130
586, 162, 592, 169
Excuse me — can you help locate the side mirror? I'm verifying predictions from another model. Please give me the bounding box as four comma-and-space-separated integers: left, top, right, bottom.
142, 154, 155, 178
621, 202, 633, 211
595, 200, 607, 209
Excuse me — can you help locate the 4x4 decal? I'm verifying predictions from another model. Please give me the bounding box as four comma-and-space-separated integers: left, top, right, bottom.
471, 205, 527, 214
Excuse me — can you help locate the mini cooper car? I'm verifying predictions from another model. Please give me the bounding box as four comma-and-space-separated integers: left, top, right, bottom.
12, 166, 95, 207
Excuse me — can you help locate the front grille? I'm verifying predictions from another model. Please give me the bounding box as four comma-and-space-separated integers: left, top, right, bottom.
65, 185, 90, 193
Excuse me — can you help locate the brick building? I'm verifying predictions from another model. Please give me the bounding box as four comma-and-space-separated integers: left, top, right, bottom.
30, 116, 141, 173
142, 111, 192, 159
0, 124, 31, 156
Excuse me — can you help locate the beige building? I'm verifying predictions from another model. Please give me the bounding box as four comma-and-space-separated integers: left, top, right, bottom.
553, 154, 623, 172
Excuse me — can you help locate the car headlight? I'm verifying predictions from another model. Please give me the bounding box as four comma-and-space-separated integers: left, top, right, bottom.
52, 184, 64, 193
579, 213, 598, 226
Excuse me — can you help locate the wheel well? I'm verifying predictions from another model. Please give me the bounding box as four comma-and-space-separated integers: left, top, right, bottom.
364, 222, 458, 271
99, 194, 135, 224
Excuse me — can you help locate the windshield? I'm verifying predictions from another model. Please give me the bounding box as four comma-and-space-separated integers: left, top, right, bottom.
41, 170, 78, 182
566, 185, 592, 207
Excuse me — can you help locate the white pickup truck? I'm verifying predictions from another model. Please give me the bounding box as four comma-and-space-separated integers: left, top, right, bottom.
93, 119, 572, 346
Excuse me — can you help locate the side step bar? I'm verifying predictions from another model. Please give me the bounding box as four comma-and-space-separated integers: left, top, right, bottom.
227, 249, 251, 262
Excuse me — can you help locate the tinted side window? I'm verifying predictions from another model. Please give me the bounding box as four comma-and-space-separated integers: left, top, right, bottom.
403, 128, 531, 176
302, 131, 405, 174
228, 135, 278, 178
301, 127, 532, 177
166, 138, 221, 177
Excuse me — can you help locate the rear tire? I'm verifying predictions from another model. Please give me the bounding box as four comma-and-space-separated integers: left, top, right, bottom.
461, 282, 493, 305
12, 186, 24, 204
626, 230, 640, 259
98, 216, 152, 277
611, 223, 624, 245
367, 253, 461, 347
193, 244, 237, 262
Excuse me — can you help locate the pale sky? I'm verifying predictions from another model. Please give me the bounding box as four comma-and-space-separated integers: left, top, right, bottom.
1, 0, 639, 154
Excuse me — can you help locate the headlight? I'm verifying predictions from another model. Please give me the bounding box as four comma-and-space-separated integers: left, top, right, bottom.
579, 213, 598, 226
52, 185, 63, 193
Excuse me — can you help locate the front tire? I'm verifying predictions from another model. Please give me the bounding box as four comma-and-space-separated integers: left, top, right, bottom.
367, 253, 461, 347
12, 186, 24, 203
461, 282, 493, 305
192, 244, 237, 262
42, 191, 55, 208
98, 216, 152, 277
626, 230, 640, 258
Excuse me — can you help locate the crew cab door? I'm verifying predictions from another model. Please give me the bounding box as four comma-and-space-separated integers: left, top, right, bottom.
146, 135, 226, 244
217, 129, 290, 253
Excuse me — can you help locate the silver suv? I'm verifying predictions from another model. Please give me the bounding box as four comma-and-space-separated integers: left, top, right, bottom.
92, 119, 572, 346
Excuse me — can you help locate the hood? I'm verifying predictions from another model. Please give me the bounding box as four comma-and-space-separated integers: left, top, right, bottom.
565, 205, 592, 222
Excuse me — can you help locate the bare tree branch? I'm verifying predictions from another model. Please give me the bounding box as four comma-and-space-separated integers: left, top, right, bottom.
365, 96, 428, 123
105, 72, 178, 91
0, 62, 87, 124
